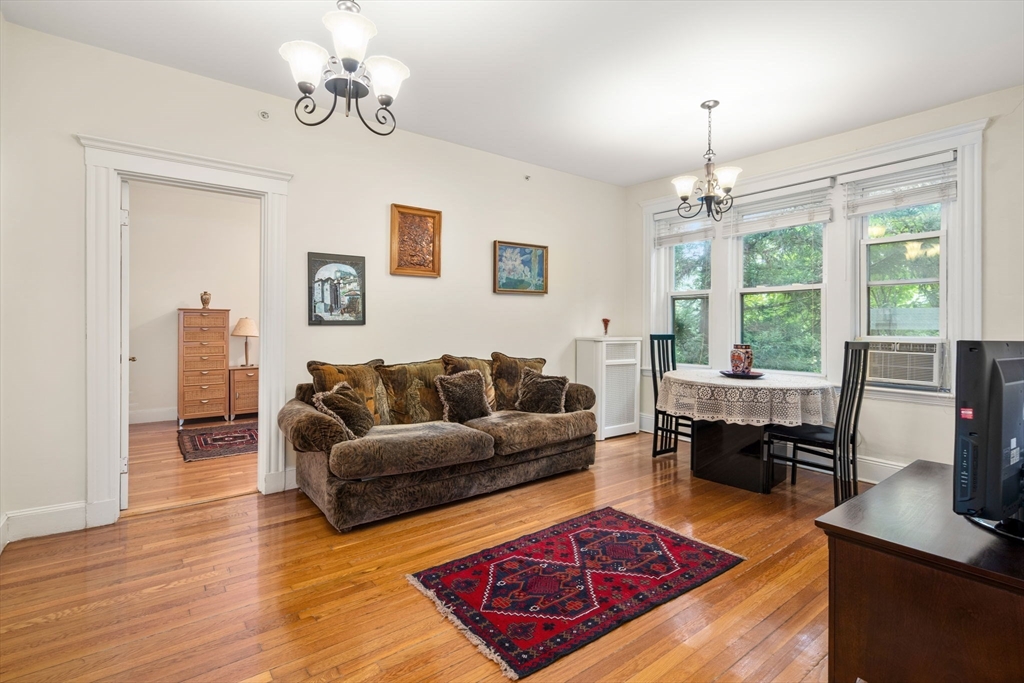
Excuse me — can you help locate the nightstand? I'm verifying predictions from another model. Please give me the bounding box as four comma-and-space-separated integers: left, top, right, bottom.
229, 365, 259, 420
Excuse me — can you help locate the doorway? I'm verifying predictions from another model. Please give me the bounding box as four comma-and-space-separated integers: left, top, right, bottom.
80, 135, 291, 530
123, 180, 261, 515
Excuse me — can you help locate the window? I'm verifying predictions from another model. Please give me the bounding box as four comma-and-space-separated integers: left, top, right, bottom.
671, 240, 710, 365
862, 204, 943, 337
739, 224, 824, 373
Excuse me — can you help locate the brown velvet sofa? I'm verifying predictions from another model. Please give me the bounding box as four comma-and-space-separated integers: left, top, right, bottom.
278, 355, 597, 532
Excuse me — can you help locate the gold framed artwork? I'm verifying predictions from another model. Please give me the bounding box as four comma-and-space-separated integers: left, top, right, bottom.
390, 204, 442, 277
493, 240, 548, 294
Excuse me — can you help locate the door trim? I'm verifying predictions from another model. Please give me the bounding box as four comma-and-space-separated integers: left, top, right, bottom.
80, 135, 292, 528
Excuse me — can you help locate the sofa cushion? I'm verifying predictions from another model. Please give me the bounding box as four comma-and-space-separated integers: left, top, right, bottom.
313, 382, 375, 438
441, 354, 496, 408
516, 367, 569, 414
375, 359, 446, 424
306, 359, 391, 425
295, 383, 316, 405
329, 421, 494, 480
491, 352, 546, 411
278, 398, 354, 453
464, 410, 597, 456
435, 370, 492, 423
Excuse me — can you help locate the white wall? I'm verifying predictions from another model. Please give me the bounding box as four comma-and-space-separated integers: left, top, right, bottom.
626, 86, 1024, 480
128, 181, 260, 423
0, 19, 627, 530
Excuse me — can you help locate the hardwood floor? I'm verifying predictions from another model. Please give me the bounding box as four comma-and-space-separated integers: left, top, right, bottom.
125, 419, 258, 517
0, 434, 835, 683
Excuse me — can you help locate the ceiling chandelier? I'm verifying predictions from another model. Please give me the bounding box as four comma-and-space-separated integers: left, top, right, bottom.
279, 0, 409, 135
671, 100, 742, 221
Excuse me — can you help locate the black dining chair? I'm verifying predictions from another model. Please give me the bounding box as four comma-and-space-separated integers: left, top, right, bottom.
762, 341, 870, 506
651, 334, 693, 458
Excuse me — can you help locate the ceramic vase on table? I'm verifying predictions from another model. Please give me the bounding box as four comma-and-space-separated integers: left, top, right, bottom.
730, 344, 754, 374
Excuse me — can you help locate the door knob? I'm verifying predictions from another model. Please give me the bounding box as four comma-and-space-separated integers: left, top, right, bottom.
128, 357, 137, 362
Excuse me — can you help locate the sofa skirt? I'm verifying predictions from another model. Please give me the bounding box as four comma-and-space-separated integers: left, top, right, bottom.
296, 437, 596, 532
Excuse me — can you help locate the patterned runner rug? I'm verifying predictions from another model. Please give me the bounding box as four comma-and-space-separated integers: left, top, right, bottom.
177, 421, 258, 462
408, 507, 743, 679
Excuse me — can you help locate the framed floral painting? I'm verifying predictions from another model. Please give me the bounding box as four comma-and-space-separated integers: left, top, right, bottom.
493, 240, 548, 294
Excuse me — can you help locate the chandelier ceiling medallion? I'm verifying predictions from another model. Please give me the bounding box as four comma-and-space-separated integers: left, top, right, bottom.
279, 0, 409, 135
671, 100, 742, 222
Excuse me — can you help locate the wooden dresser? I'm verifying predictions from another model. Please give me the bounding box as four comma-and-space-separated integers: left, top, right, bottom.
177, 308, 230, 424
229, 366, 259, 420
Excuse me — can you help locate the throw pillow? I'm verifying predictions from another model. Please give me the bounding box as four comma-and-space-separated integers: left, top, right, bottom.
374, 359, 447, 424
441, 354, 496, 408
516, 367, 569, 414
434, 370, 492, 423
306, 359, 391, 425
491, 352, 546, 411
277, 399, 354, 453
312, 382, 375, 438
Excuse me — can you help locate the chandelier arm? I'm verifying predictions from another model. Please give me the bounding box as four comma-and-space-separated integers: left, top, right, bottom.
719, 194, 735, 214
294, 91, 339, 127
676, 202, 703, 220
355, 96, 397, 136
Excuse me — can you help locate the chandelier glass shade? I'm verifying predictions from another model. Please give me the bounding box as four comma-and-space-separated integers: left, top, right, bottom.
672, 101, 742, 222
279, 1, 409, 135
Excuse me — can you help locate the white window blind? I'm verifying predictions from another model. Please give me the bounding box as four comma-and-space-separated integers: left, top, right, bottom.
653, 211, 715, 248
842, 151, 957, 217
722, 178, 834, 237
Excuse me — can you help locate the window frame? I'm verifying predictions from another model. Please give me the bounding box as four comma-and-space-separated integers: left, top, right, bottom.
734, 223, 828, 376
666, 239, 712, 368
857, 202, 949, 341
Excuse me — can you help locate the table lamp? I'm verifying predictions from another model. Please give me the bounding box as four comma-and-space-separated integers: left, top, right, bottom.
231, 317, 259, 367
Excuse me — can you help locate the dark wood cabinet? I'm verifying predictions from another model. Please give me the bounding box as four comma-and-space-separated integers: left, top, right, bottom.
815, 460, 1024, 683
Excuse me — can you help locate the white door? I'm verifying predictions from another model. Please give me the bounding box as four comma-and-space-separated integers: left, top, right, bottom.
119, 180, 130, 510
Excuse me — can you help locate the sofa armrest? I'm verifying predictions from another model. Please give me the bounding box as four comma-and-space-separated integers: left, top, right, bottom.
295, 383, 315, 405
565, 383, 596, 412
277, 398, 353, 453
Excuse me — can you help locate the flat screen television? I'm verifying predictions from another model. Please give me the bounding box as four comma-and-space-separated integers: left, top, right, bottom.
953, 340, 1024, 541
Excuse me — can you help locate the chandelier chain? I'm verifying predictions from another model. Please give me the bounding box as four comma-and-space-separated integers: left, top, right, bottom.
705, 106, 715, 160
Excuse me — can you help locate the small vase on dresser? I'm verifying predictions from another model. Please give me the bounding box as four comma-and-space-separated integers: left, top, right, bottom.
178, 308, 230, 425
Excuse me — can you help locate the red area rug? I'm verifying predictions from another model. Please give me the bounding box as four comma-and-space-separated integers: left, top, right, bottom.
408, 507, 743, 679
177, 421, 258, 462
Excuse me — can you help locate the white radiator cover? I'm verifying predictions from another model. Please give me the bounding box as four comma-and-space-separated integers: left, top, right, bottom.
576, 337, 642, 440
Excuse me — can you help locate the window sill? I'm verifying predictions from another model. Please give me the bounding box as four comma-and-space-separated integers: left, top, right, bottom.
862, 385, 954, 407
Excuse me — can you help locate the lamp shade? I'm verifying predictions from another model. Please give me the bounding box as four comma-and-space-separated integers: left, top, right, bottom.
671, 175, 700, 201
322, 10, 377, 67
714, 166, 742, 193
364, 56, 410, 103
231, 317, 259, 338
279, 40, 330, 90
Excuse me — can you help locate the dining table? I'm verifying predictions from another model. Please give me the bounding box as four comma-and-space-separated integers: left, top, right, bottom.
656, 368, 838, 493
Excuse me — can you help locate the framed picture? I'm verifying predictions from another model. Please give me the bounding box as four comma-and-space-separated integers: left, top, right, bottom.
390, 204, 442, 277
308, 252, 366, 325
493, 240, 548, 294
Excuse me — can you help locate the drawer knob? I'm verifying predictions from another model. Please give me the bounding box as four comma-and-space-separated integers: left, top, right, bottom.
201, 356, 209, 360
201, 327, 209, 331
246, 373, 255, 377
201, 342, 209, 345
201, 371, 209, 375
201, 385, 209, 389
201, 313, 209, 316
200, 399, 209, 404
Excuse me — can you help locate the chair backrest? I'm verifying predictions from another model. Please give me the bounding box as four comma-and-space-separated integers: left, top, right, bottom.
834, 341, 870, 502
650, 334, 677, 403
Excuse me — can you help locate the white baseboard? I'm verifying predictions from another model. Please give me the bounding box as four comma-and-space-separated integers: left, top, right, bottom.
262, 468, 298, 494
87, 498, 121, 527
286, 467, 297, 490
0, 513, 9, 554
129, 407, 177, 424
4, 501, 86, 544
855, 455, 905, 484
639, 413, 654, 434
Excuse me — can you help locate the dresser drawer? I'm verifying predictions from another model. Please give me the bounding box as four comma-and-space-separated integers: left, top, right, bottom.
183, 356, 227, 372
183, 343, 227, 356
231, 368, 259, 383
183, 328, 225, 343
183, 312, 227, 328
181, 399, 226, 418
182, 370, 226, 386
183, 384, 226, 402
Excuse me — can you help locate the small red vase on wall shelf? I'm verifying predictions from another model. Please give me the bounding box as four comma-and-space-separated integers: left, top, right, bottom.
602, 318, 610, 335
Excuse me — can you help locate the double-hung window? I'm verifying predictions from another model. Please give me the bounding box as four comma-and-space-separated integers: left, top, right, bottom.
728, 183, 833, 373
654, 213, 714, 366
844, 157, 955, 340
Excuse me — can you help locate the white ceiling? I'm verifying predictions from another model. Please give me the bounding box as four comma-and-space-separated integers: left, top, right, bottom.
2, 1, 1022, 186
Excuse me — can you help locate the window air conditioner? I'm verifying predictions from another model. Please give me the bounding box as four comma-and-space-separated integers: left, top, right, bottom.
865, 340, 947, 388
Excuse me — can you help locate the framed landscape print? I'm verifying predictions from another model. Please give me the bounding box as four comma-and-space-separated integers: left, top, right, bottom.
390, 204, 442, 277
493, 240, 548, 294
308, 252, 366, 325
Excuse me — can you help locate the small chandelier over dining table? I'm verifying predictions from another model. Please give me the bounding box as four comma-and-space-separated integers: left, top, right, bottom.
279, 0, 409, 135
671, 100, 742, 222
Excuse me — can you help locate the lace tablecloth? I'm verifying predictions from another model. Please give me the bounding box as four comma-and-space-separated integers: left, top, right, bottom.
656, 368, 838, 427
